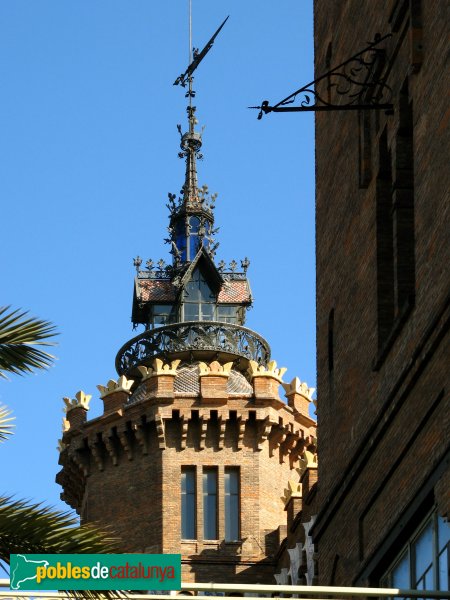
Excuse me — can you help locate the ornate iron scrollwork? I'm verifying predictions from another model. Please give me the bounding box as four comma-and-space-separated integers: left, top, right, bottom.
252, 34, 393, 117
115, 321, 271, 375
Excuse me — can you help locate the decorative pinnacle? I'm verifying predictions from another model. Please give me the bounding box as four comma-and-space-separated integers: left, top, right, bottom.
63, 391, 91, 413
133, 256, 142, 273
178, 105, 203, 208
97, 375, 134, 398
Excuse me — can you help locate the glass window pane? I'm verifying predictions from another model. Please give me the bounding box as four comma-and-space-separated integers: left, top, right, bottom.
203, 469, 217, 540
181, 468, 196, 540
225, 468, 239, 542
414, 521, 434, 586
201, 304, 215, 320
438, 515, 450, 550
189, 216, 201, 234
154, 304, 171, 315
185, 281, 200, 301
438, 547, 449, 591
392, 549, 410, 589
184, 304, 200, 321
218, 306, 238, 324
199, 279, 214, 302
175, 222, 187, 262
189, 236, 199, 259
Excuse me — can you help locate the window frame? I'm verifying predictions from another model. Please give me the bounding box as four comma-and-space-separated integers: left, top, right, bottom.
380, 510, 449, 592
202, 467, 218, 541
224, 467, 240, 542
181, 466, 196, 541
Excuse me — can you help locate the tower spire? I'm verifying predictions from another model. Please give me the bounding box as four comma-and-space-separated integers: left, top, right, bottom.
178, 0, 202, 209
168, 11, 229, 264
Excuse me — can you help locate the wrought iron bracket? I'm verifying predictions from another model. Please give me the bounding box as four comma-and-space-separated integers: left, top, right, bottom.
251, 34, 394, 118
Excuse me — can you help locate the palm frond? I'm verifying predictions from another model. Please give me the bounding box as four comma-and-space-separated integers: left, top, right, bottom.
0, 306, 58, 378
0, 497, 123, 599
0, 404, 14, 442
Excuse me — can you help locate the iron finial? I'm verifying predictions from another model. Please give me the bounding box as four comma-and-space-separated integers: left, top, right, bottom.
133, 256, 142, 273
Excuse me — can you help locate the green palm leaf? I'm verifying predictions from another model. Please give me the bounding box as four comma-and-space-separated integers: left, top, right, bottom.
0, 306, 57, 378
0, 497, 122, 598
0, 404, 14, 442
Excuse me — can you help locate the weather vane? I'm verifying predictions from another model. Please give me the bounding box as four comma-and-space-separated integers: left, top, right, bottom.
173, 1, 229, 96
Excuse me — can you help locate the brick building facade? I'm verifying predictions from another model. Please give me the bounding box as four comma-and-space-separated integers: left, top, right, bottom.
57, 75, 317, 583
312, 0, 449, 590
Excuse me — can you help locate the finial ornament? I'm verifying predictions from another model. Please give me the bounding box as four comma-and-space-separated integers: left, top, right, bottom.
133, 256, 142, 272
63, 391, 91, 413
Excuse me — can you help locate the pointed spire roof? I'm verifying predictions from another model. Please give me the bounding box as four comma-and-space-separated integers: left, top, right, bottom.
178, 104, 203, 210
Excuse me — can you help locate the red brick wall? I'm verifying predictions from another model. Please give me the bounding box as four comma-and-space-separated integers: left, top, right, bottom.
58, 370, 316, 584
313, 0, 449, 585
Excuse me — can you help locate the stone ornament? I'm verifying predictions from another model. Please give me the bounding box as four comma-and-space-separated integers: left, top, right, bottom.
297, 448, 318, 477
247, 359, 287, 382
198, 360, 233, 377
282, 376, 315, 401
63, 391, 91, 413
97, 375, 134, 398
137, 358, 181, 380
281, 480, 303, 506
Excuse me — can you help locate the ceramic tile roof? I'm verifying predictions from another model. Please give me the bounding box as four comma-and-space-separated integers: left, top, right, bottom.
138, 278, 251, 304
218, 280, 251, 303
138, 280, 176, 302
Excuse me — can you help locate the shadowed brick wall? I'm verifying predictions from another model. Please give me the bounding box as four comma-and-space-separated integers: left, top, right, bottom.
313, 0, 449, 586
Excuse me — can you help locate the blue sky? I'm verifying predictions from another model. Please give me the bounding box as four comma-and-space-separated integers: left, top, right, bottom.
1, 0, 315, 513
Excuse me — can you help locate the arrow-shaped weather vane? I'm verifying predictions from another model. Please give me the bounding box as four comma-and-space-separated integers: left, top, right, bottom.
174, 15, 229, 87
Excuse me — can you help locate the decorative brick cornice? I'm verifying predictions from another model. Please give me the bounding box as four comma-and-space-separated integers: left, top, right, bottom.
97, 375, 134, 398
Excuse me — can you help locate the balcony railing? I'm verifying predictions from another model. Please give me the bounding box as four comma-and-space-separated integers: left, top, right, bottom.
115, 321, 271, 375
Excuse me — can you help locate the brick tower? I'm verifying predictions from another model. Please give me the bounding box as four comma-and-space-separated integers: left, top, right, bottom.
57, 38, 316, 583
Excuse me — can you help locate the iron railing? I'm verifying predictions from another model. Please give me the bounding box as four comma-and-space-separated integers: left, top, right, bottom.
116, 321, 271, 375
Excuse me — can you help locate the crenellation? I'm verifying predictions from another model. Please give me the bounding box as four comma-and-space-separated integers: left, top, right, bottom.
63, 391, 91, 429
